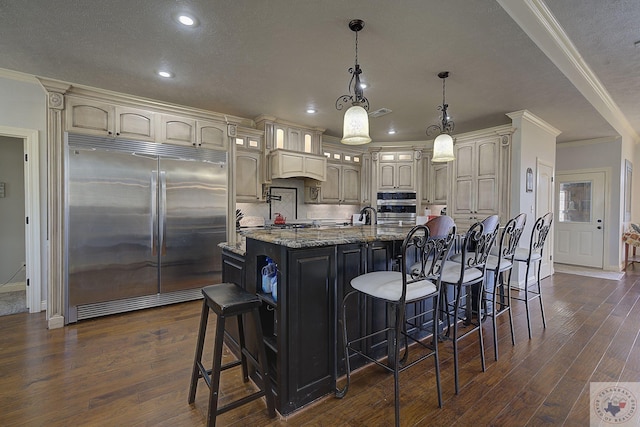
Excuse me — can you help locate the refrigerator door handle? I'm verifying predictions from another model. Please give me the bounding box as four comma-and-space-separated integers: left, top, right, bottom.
160, 171, 167, 256
151, 172, 158, 256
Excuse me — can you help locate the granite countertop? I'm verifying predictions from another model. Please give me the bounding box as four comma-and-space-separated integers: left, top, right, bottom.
218, 225, 417, 256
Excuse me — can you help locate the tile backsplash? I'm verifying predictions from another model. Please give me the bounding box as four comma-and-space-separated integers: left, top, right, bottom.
237, 178, 360, 224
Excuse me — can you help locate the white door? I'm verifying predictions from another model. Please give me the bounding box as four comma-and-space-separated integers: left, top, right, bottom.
554, 171, 605, 268
537, 161, 554, 278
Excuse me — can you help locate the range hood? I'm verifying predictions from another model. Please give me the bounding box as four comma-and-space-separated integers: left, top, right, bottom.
270, 149, 327, 181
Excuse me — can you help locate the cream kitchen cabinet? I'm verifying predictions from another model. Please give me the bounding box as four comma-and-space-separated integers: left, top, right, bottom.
360, 153, 372, 205
270, 149, 327, 181
234, 133, 265, 202
421, 152, 449, 205
308, 164, 361, 205
65, 97, 156, 141
159, 114, 227, 149
377, 151, 416, 191
256, 115, 323, 155
451, 136, 500, 227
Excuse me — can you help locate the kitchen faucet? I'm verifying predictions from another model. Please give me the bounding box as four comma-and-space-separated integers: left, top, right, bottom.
358, 206, 377, 225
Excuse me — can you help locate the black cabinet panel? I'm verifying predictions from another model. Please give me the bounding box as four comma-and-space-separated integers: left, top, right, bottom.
288, 247, 336, 411
221, 250, 245, 355
336, 244, 367, 374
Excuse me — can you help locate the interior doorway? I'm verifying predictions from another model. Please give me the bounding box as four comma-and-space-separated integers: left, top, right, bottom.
0, 126, 41, 314
0, 136, 26, 315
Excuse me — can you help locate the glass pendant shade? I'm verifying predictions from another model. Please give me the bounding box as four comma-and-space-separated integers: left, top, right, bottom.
341, 104, 371, 145
432, 133, 455, 162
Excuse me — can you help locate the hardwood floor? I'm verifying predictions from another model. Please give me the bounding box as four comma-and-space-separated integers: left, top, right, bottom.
1, 268, 639, 426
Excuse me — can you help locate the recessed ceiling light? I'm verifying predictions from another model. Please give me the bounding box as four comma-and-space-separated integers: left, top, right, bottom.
388, 130, 396, 135
306, 109, 317, 114
177, 14, 198, 27
158, 70, 174, 78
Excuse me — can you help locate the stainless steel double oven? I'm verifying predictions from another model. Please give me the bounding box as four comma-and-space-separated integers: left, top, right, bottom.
376, 191, 417, 225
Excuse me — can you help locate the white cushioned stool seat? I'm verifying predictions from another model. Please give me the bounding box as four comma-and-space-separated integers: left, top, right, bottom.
351, 271, 437, 302
514, 247, 541, 262
485, 254, 512, 271
440, 262, 484, 284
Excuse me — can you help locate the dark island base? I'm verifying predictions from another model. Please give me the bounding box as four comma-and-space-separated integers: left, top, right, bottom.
222, 233, 441, 415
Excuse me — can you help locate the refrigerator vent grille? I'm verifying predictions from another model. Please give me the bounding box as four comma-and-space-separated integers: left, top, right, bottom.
66, 133, 227, 164
76, 288, 203, 320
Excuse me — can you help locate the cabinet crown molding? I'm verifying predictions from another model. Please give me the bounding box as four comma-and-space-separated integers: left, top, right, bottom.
507, 109, 562, 137
254, 114, 325, 133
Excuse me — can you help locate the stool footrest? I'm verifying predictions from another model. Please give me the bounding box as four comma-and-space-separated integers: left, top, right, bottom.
216, 390, 267, 416
220, 359, 242, 372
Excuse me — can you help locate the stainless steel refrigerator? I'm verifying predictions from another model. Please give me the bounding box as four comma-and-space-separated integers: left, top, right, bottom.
65, 133, 227, 323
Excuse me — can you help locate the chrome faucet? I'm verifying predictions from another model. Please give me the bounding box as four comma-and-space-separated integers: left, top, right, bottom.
358, 206, 377, 225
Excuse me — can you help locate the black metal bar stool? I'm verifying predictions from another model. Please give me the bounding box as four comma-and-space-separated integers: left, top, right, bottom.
188, 283, 276, 426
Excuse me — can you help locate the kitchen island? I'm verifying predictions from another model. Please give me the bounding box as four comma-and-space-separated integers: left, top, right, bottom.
220, 225, 424, 415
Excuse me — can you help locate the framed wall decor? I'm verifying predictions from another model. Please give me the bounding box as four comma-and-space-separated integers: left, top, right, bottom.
526, 167, 534, 192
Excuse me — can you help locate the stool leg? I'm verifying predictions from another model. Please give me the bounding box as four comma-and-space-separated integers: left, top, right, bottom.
237, 314, 249, 382
251, 308, 276, 418
536, 261, 546, 329
189, 299, 210, 404
207, 315, 226, 427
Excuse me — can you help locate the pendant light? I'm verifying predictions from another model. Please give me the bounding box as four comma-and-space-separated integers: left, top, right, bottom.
336, 19, 371, 145
427, 71, 455, 162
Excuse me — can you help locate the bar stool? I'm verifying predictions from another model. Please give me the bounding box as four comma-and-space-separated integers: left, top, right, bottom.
188, 283, 276, 427
512, 212, 553, 339
441, 215, 499, 394
336, 218, 457, 427
483, 213, 526, 360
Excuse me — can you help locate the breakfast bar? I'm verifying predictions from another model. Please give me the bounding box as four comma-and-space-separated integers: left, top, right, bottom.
221, 225, 418, 415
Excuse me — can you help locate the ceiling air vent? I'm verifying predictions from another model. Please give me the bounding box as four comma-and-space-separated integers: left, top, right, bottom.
368, 108, 392, 118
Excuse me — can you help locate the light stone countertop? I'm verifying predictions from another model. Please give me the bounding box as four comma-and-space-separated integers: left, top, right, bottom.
219, 225, 414, 255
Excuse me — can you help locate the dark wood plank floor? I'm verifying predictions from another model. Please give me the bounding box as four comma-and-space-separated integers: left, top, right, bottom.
1, 268, 639, 426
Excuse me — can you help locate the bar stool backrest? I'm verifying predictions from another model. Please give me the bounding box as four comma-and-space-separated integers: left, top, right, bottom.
496, 213, 527, 268
460, 215, 500, 272
528, 212, 553, 261
400, 218, 457, 303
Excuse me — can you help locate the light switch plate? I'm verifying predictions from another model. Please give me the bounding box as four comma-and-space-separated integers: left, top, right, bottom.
0, 182, 5, 198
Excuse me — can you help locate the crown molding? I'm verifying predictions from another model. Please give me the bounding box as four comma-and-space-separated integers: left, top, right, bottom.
497, 0, 639, 143
507, 109, 561, 136
0, 67, 40, 83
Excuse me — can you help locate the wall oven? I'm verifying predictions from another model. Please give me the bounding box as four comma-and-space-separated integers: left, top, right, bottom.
376, 191, 417, 225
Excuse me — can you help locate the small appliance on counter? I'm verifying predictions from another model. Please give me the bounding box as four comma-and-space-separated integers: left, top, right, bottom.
274, 213, 287, 225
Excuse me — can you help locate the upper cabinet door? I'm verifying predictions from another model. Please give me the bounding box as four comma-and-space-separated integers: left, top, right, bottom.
396, 163, 415, 190
451, 137, 500, 220
115, 107, 155, 141
341, 166, 361, 204
321, 164, 341, 203
65, 98, 155, 141
66, 98, 115, 136
159, 115, 196, 146
197, 120, 226, 149
377, 151, 416, 191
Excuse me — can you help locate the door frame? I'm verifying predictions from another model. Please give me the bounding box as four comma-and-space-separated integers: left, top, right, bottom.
0, 126, 41, 313
554, 167, 610, 269
536, 159, 555, 278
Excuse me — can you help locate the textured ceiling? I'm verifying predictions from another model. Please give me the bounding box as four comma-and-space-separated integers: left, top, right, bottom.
0, 0, 636, 144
